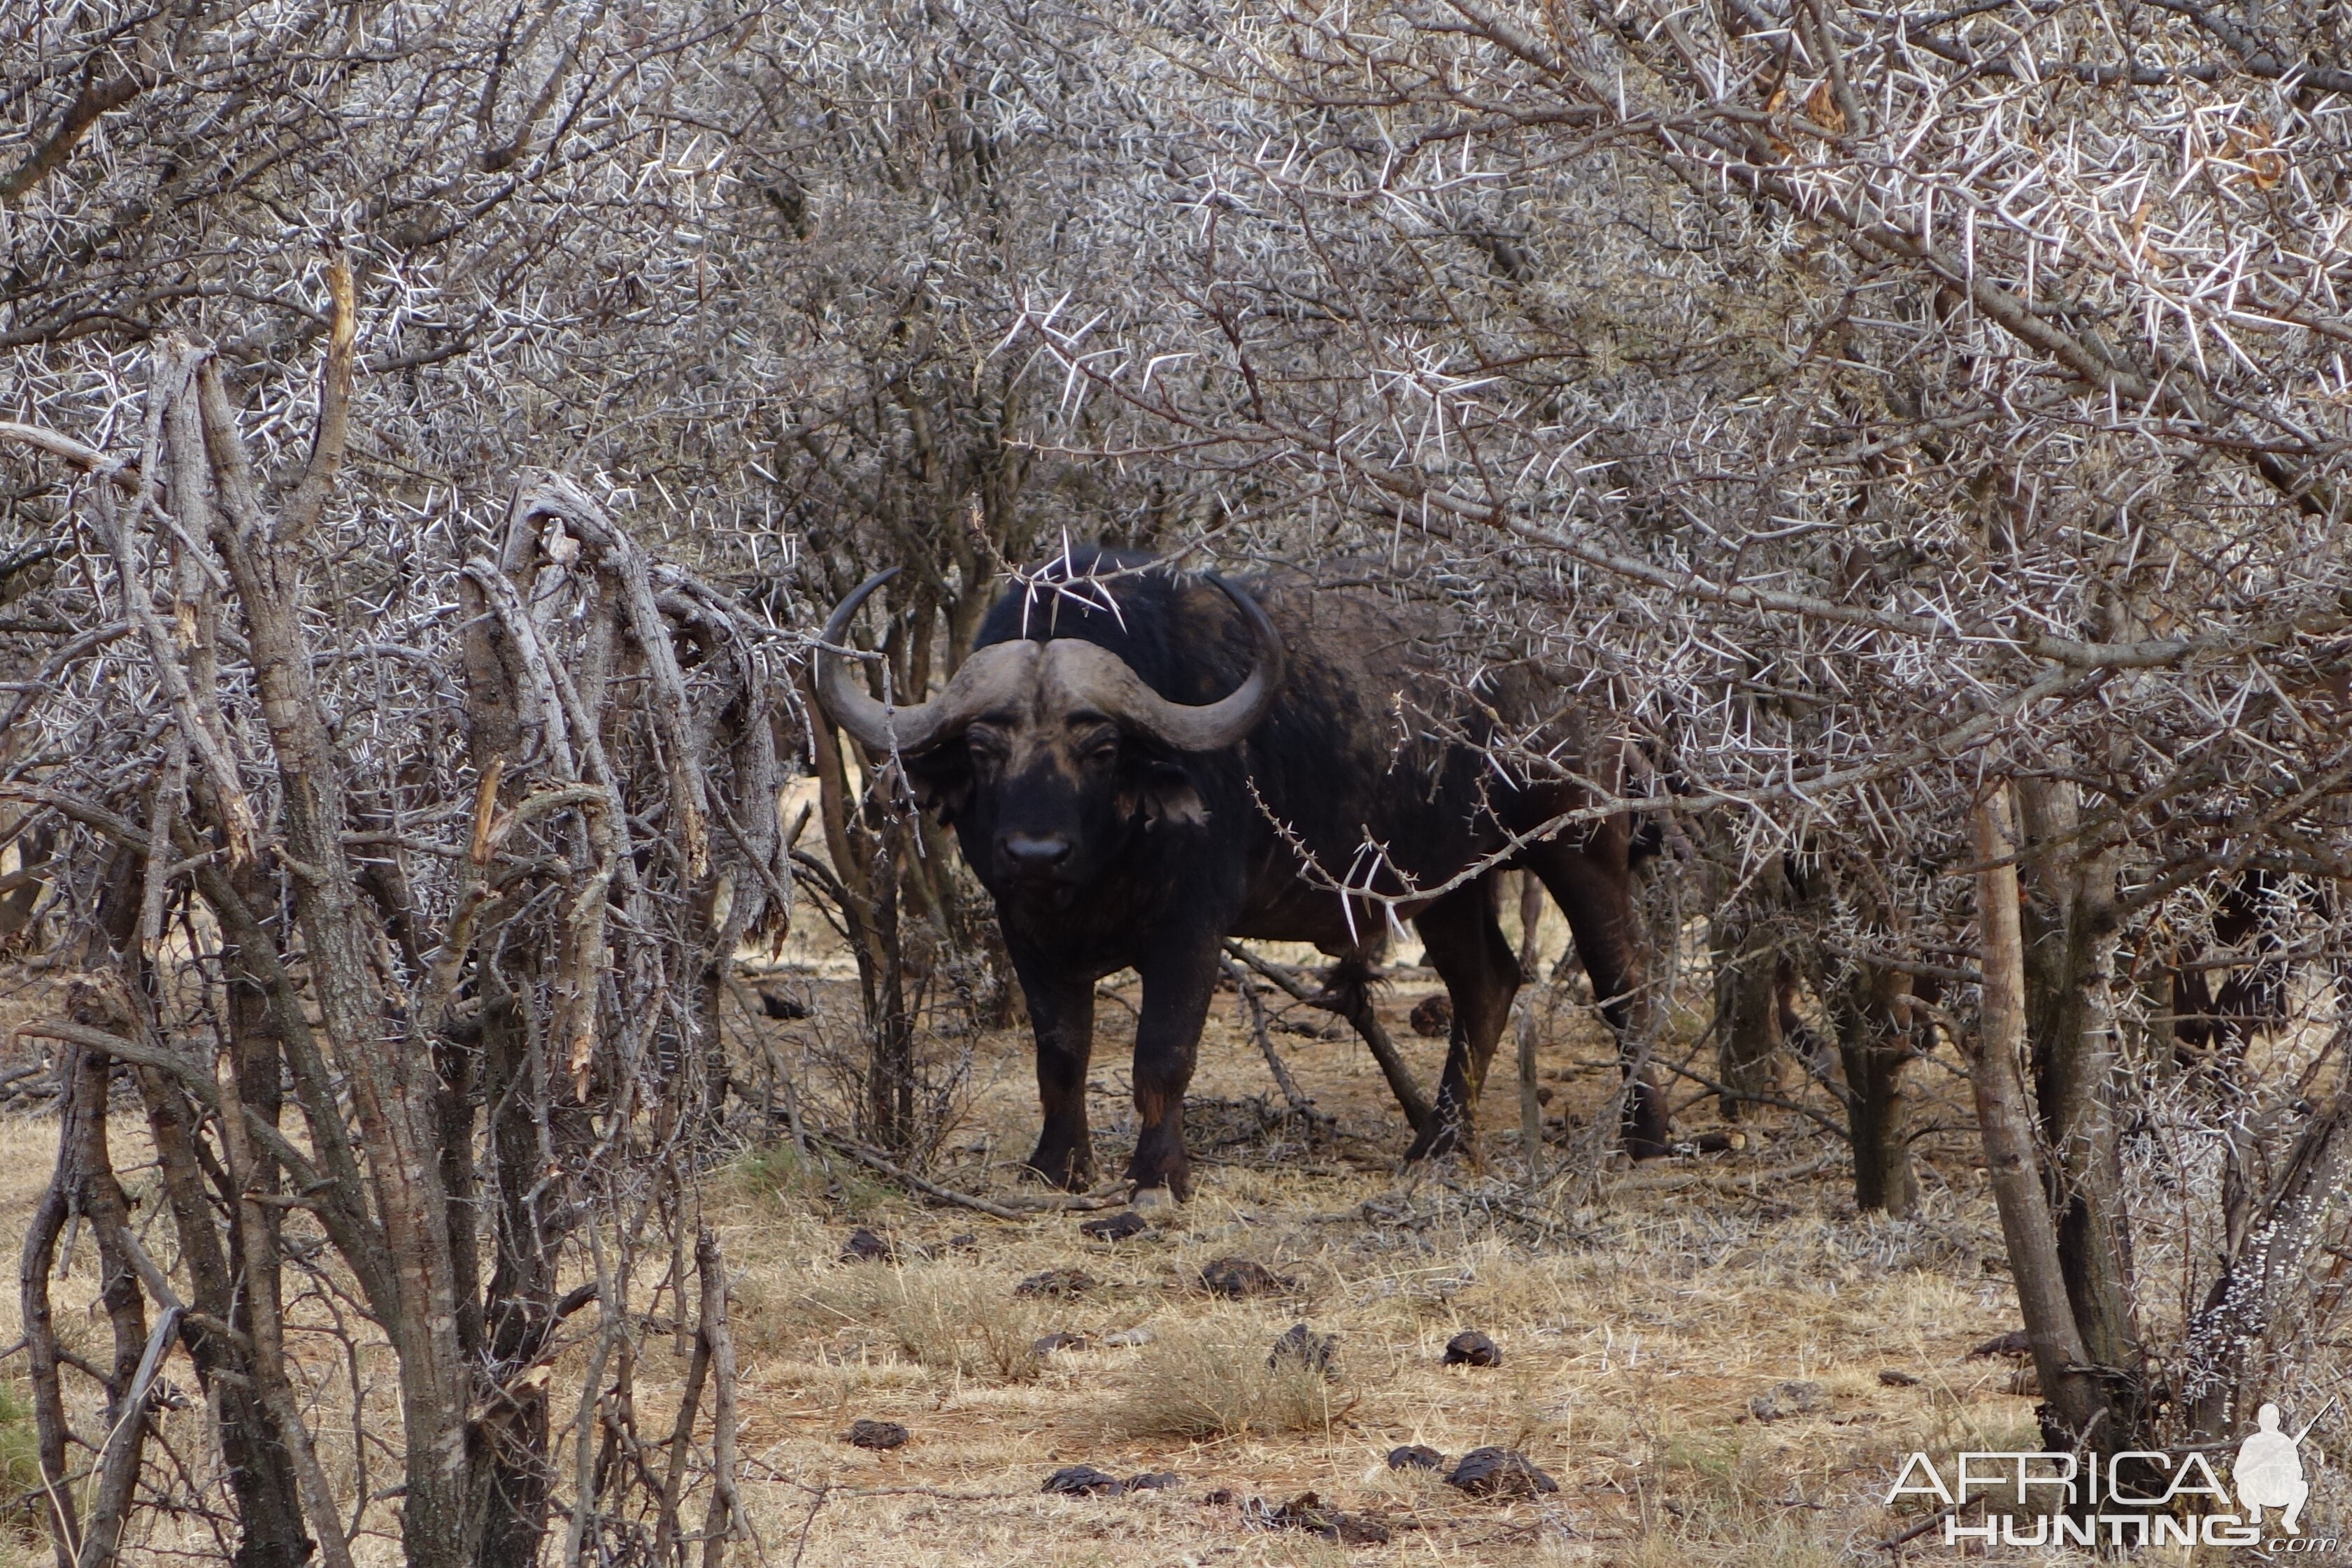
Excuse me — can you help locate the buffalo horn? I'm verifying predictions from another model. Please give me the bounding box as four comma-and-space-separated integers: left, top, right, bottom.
816, 570, 1034, 753
1045, 572, 1285, 753
815, 566, 1285, 756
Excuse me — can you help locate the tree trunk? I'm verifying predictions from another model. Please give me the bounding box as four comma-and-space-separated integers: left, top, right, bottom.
800, 657, 924, 1155
192, 362, 476, 1568
20, 1062, 77, 1568
1715, 934, 1783, 1119
68, 1018, 151, 1568
1712, 863, 1786, 1119
0, 820, 52, 949
2013, 777, 2141, 1413
1827, 958, 1918, 1216
215, 920, 318, 1568
1970, 788, 2118, 1454
864, 819, 918, 1152
136, 1057, 311, 1568
475, 978, 562, 1568
2184, 1089, 2352, 1440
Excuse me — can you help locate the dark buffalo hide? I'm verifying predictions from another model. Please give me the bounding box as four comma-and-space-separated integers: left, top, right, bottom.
818, 548, 1665, 1199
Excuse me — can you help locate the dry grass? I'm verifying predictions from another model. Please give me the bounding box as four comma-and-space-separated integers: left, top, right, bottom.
680, 954, 2093, 1567
806, 1260, 1053, 1385
1113, 1317, 1340, 1439
0, 942, 2109, 1566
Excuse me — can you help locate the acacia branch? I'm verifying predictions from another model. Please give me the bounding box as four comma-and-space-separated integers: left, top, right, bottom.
278, 256, 356, 548
0, 64, 149, 204
2137, 0, 2352, 91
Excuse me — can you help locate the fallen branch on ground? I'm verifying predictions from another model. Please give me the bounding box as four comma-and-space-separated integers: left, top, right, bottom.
1220, 955, 1330, 1128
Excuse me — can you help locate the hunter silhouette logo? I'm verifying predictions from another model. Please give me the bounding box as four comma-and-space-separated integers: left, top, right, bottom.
2236, 1403, 2314, 1533
1888, 1401, 2331, 1548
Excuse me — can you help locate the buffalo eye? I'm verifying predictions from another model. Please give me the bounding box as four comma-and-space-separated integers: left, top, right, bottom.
1076, 723, 1120, 766
964, 727, 1007, 767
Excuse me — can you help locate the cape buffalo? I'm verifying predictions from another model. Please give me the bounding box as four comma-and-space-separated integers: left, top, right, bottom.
815, 548, 1665, 1200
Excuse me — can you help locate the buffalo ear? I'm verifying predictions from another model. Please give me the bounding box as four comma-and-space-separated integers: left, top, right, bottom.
902, 744, 974, 824
1138, 760, 1208, 830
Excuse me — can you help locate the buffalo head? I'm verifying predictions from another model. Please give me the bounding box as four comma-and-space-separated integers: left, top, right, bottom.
814, 569, 1285, 899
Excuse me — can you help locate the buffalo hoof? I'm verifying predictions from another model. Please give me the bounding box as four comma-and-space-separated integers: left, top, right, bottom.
1023, 1141, 1094, 1190
1122, 1157, 1192, 1204
1621, 1079, 1672, 1160
1130, 1183, 1178, 1213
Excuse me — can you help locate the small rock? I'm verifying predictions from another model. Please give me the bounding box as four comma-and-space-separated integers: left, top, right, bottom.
1410, 994, 1454, 1038
1878, 1369, 1922, 1388
1100, 1326, 1156, 1348
844, 1419, 908, 1450
1200, 1256, 1292, 1297
1748, 1379, 1827, 1422
1268, 1492, 1328, 1527
1388, 1444, 1446, 1472
1446, 1447, 1559, 1499
1015, 1268, 1099, 1299
840, 1227, 895, 1263
1535, 1085, 1555, 1106
1272, 1491, 1392, 1544
1201, 1488, 1236, 1506
945, 1232, 976, 1250
1269, 1322, 1338, 1377
1043, 1464, 1126, 1497
1967, 1330, 2033, 1360
1033, 1332, 1094, 1355
757, 988, 810, 1020
1442, 1330, 1500, 1367
1127, 1471, 1181, 1491
1081, 1210, 1150, 1241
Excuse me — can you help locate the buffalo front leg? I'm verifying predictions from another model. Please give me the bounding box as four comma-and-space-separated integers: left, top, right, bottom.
1406, 878, 1520, 1162
1127, 936, 1220, 1204
1012, 950, 1097, 1188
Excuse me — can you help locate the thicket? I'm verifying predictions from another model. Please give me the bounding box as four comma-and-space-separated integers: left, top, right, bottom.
6, 0, 2352, 1557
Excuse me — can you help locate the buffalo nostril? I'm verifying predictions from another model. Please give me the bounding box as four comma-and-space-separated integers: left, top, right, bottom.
1002, 833, 1072, 868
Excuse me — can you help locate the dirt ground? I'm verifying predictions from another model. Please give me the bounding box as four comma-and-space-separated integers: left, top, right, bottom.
0, 918, 2054, 1567
689, 955, 2051, 1568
